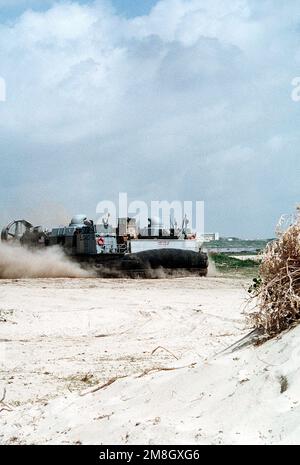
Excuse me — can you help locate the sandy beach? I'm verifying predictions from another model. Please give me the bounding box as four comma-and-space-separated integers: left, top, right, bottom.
1, 275, 300, 445
0, 275, 251, 443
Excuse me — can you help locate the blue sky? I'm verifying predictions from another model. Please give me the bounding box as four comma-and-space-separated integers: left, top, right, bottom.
111, 0, 157, 17
0, 0, 299, 237
0, 1, 158, 21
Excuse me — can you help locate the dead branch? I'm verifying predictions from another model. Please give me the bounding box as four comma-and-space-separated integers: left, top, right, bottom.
151, 346, 179, 360
0, 387, 6, 403
137, 363, 196, 378
79, 375, 127, 396
0, 387, 13, 413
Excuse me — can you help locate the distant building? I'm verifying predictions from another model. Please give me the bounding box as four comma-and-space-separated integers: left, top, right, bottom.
204, 232, 220, 242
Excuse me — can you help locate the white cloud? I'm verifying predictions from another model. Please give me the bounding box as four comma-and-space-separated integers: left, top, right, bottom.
0, 0, 299, 236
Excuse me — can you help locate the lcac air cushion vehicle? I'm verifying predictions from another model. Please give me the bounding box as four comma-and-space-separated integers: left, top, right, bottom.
1, 214, 208, 277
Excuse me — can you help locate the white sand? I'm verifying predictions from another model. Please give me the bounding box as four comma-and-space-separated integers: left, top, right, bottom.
1, 276, 299, 445
229, 255, 261, 262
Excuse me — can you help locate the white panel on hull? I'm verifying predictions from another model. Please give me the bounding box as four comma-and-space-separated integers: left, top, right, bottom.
130, 239, 200, 253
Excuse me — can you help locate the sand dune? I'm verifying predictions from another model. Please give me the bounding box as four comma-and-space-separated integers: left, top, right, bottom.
1, 276, 298, 445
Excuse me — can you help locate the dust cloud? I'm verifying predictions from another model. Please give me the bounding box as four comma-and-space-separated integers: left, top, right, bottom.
0, 243, 94, 279
207, 258, 220, 277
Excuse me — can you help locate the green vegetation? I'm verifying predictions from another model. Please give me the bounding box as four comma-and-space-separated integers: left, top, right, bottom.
210, 253, 259, 269
210, 253, 260, 278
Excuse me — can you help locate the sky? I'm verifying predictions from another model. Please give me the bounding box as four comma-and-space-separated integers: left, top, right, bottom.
0, 0, 299, 237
